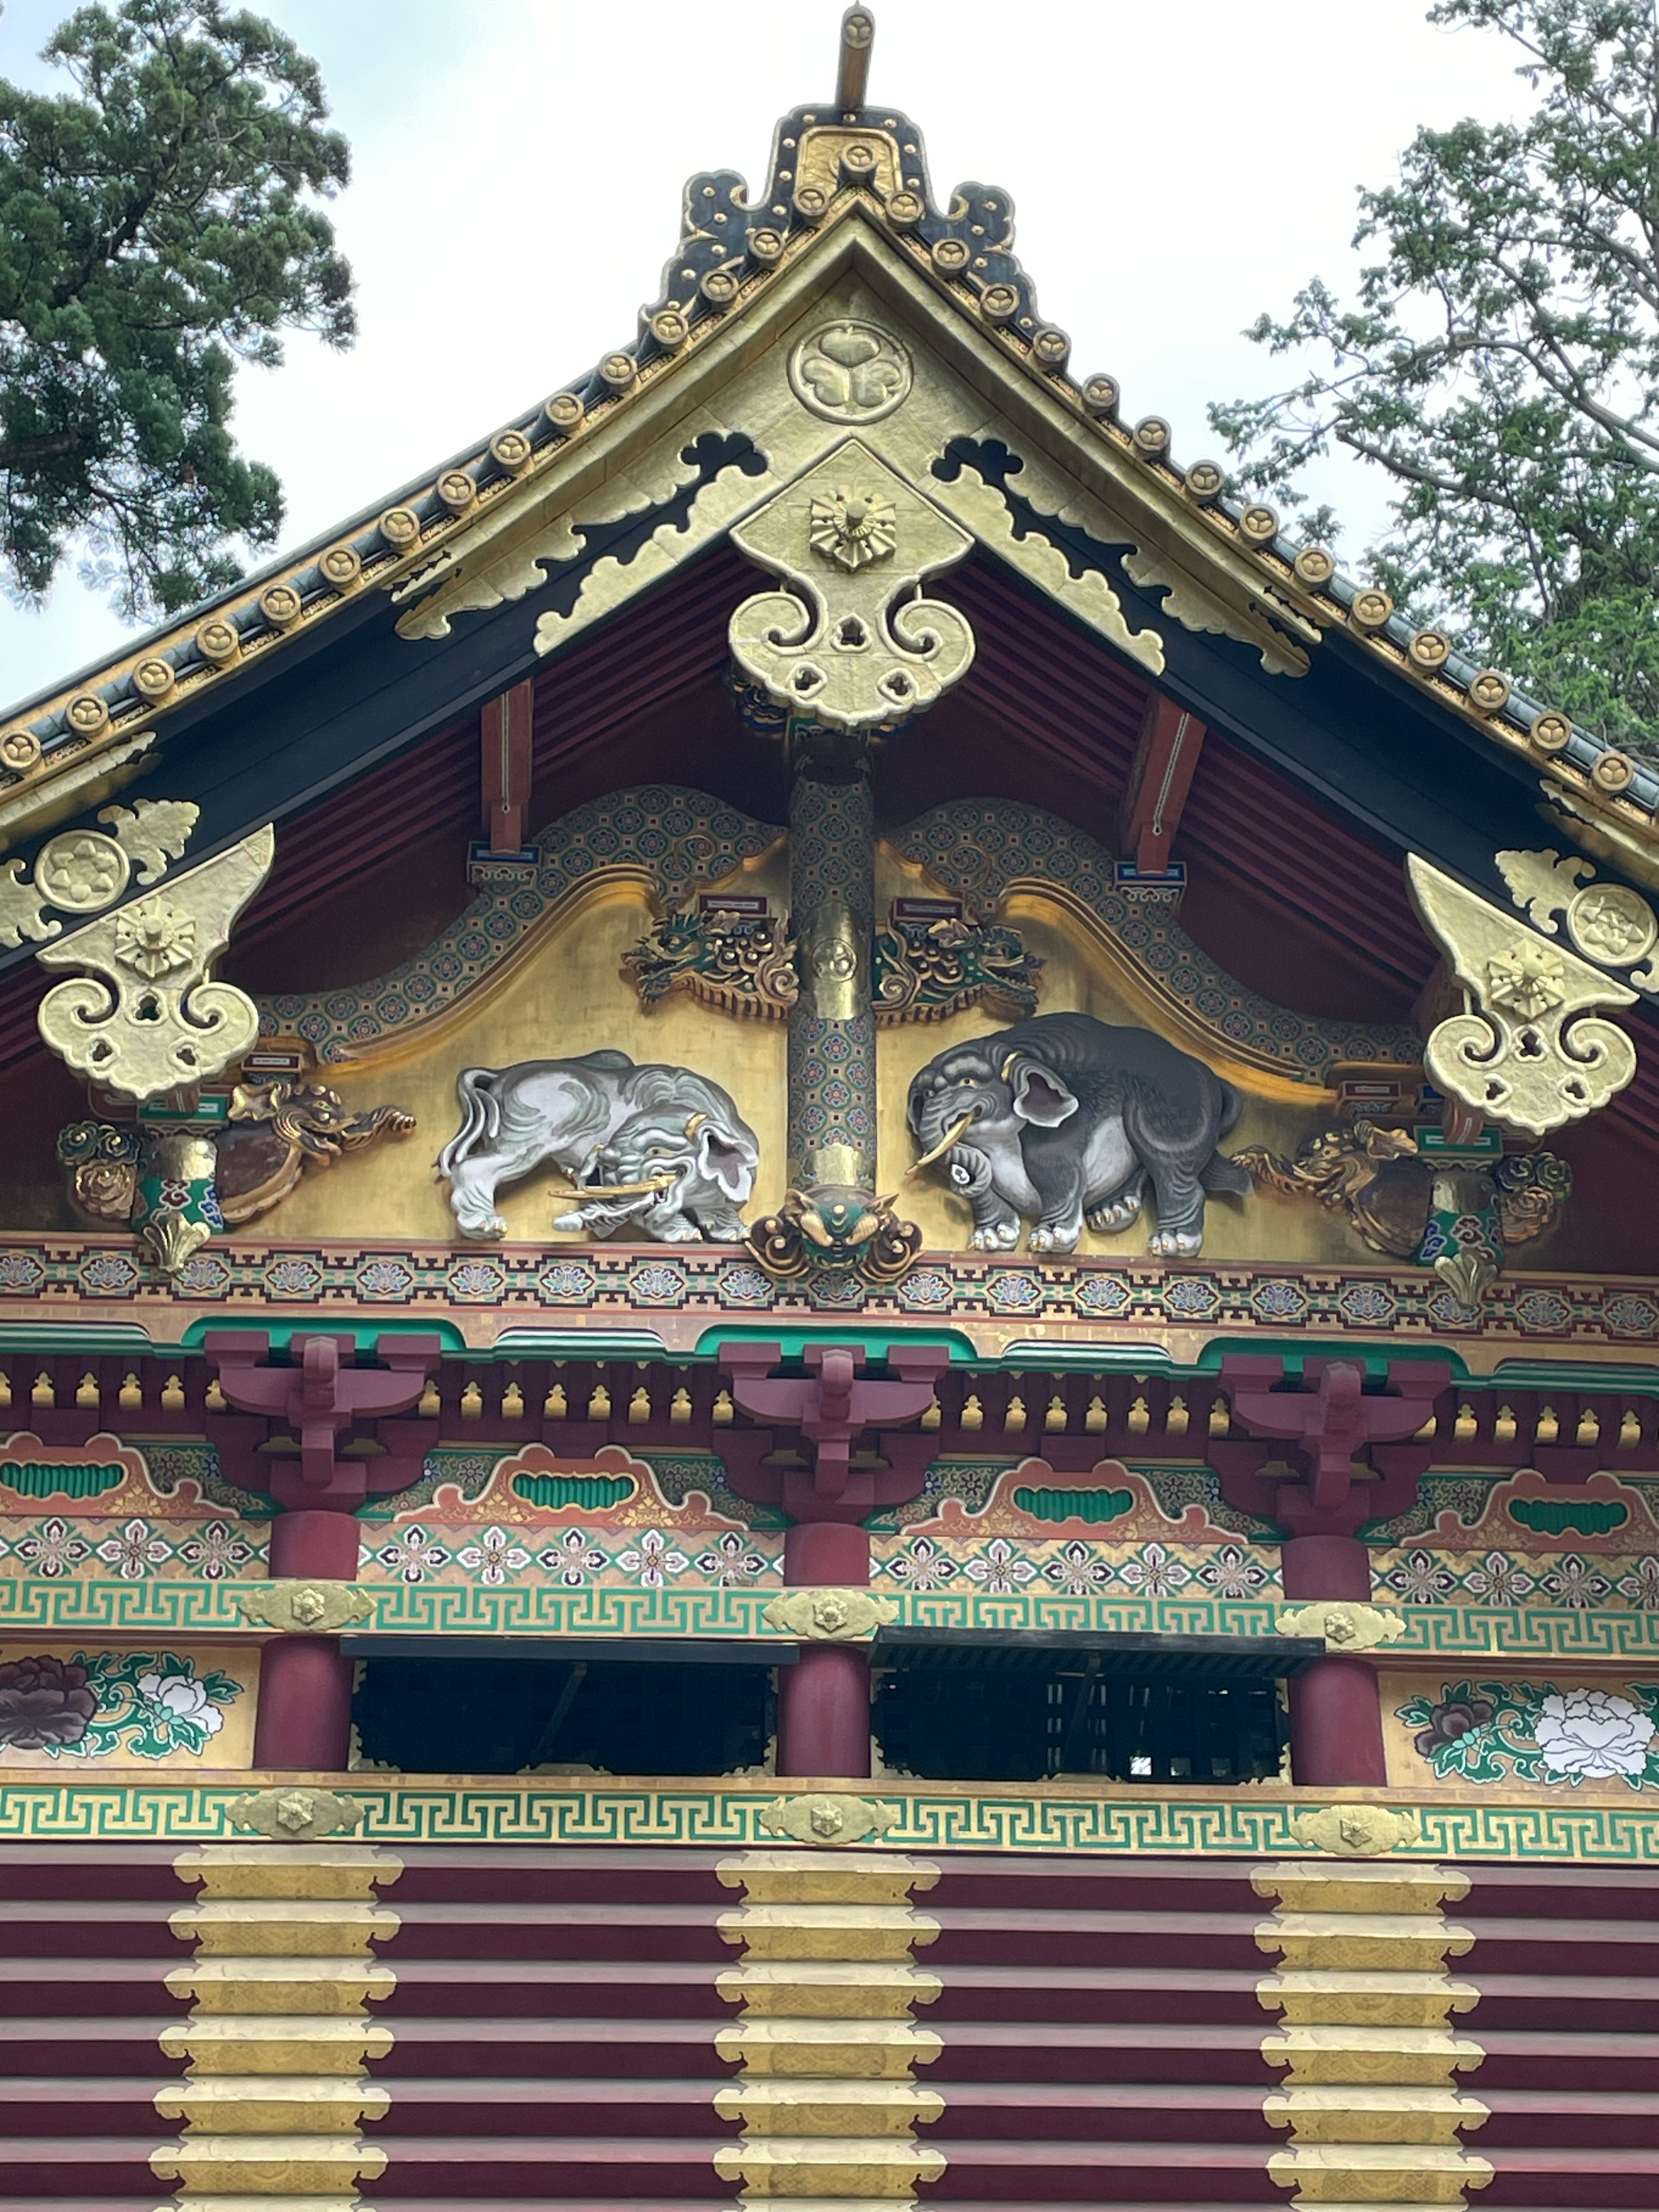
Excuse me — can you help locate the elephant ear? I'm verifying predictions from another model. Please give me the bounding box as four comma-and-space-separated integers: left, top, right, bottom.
696, 1119, 755, 1201
1004, 1053, 1078, 1127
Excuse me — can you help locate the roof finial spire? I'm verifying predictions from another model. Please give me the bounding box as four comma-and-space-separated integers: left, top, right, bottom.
836, 6, 874, 112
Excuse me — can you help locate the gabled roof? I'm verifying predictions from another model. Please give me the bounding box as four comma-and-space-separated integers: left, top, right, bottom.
1, 14, 1655, 906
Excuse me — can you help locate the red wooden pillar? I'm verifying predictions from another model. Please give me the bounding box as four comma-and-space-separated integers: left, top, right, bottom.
777, 1521, 873, 1778
253, 1637, 355, 1772
1282, 1532, 1386, 1787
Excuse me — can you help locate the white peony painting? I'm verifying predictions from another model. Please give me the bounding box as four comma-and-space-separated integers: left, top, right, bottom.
1399, 1676, 1659, 1790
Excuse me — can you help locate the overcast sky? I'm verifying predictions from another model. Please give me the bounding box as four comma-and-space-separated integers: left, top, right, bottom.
1, 0, 1532, 712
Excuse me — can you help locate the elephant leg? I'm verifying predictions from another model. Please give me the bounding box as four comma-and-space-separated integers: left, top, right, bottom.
1087, 1167, 1147, 1233
1025, 1146, 1086, 1255
1146, 1165, 1208, 1257
948, 1145, 1020, 1251
448, 1135, 567, 1240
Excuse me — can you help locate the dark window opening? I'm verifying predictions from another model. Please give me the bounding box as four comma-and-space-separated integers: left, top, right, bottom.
352, 1653, 776, 1777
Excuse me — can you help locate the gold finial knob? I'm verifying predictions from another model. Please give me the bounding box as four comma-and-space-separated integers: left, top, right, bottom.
837, 6, 874, 111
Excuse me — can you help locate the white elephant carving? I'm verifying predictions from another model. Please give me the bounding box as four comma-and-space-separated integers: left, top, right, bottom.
436, 1050, 760, 1243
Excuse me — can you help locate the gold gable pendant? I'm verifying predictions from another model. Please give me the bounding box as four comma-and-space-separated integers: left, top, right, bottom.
35, 826, 275, 1101
729, 439, 975, 730
1407, 852, 1637, 1137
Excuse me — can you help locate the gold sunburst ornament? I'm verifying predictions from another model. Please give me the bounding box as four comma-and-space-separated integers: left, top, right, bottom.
808, 487, 897, 571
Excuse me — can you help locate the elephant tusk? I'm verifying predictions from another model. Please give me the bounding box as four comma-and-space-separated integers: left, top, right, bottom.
683, 1112, 709, 1140
906, 1108, 979, 1177
548, 1170, 679, 1202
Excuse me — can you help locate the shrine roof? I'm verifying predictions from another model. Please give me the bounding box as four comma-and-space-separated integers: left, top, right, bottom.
0, 10, 1653, 918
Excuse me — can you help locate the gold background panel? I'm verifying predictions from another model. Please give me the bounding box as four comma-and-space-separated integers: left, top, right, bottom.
0, 1640, 259, 1768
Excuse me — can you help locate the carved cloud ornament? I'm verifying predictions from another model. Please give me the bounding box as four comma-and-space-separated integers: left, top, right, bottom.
1497, 847, 1659, 991
729, 440, 975, 730
35, 826, 274, 1102
1407, 854, 1637, 1138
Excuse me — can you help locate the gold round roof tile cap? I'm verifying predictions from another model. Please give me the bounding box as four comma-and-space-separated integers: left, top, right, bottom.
435, 470, 475, 513
599, 351, 638, 390
1293, 545, 1336, 587
700, 267, 739, 305
930, 235, 970, 274
1468, 667, 1512, 714
1530, 709, 1573, 754
378, 506, 421, 548
258, 582, 302, 628
886, 189, 924, 227
1081, 373, 1119, 418
747, 226, 785, 261
489, 428, 533, 470
1350, 587, 1394, 631
1408, 626, 1452, 669
1592, 748, 1636, 793
1132, 416, 1171, 458
64, 690, 111, 733
1237, 503, 1280, 544
0, 728, 42, 772
193, 619, 240, 665
319, 542, 362, 587
1031, 325, 1071, 369
979, 281, 1019, 323
793, 182, 830, 220
840, 140, 879, 175
648, 308, 689, 349
1184, 460, 1224, 501
545, 391, 585, 430
133, 657, 178, 700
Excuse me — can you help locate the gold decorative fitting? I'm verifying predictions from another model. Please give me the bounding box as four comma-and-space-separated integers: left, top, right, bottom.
1530, 709, 1572, 753
792, 182, 830, 219
193, 619, 240, 666
930, 235, 970, 274
1278, 1600, 1408, 1652
729, 439, 976, 730
1349, 587, 1395, 631
599, 351, 638, 390
1031, 325, 1071, 369
545, 391, 585, 429
1288, 1804, 1422, 1857
318, 543, 362, 587
489, 428, 533, 470
65, 691, 111, 734
1293, 546, 1336, 588
1468, 668, 1512, 714
1592, 748, 1636, 793
1131, 416, 1171, 458
0, 728, 43, 772
747, 225, 785, 260
1237, 504, 1280, 545
808, 486, 897, 570
1408, 627, 1452, 669
979, 282, 1020, 323
1407, 851, 1637, 1136
237, 1581, 375, 1634
886, 188, 924, 226
762, 1588, 898, 1640
435, 470, 476, 513
756, 1795, 901, 1845
648, 308, 690, 349
35, 824, 274, 1101
700, 267, 739, 307
36, 831, 129, 913
227, 1787, 365, 1843
1496, 848, 1659, 984
790, 319, 912, 424
1081, 373, 1120, 418
257, 582, 302, 629
1184, 459, 1224, 499
840, 138, 880, 176
378, 507, 420, 549
132, 657, 177, 700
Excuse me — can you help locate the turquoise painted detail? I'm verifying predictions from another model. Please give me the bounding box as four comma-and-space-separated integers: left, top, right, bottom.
1507, 1496, 1630, 1538
510, 1472, 636, 1511
0, 1461, 125, 1501
1011, 1485, 1135, 1526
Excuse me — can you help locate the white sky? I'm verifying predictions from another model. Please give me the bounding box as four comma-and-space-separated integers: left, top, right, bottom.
0, 0, 1532, 712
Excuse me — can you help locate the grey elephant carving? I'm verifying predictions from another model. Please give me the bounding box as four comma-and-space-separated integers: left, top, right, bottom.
437, 1051, 760, 1242
906, 1012, 1250, 1255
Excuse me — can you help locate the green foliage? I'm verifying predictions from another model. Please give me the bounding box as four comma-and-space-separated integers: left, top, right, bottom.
57, 1646, 240, 1758
0, 0, 352, 619
1210, 0, 1659, 747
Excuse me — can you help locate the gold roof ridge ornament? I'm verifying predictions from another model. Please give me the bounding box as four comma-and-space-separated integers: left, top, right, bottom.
729, 440, 975, 730
1407, 852, 1637, 1138
35, 825, 275, 1101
